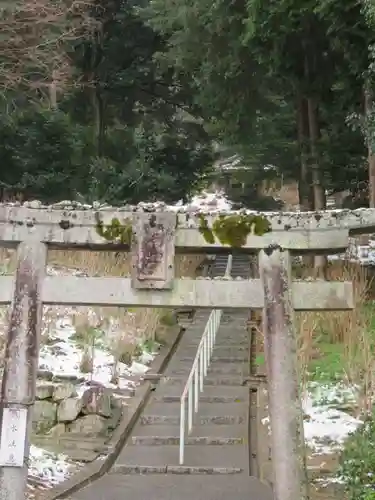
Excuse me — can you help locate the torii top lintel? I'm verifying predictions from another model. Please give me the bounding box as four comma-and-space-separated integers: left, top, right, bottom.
0, 202, 373, 252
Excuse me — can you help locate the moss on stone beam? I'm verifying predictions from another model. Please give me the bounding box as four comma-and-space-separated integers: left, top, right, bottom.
198, 214, 272, 247
95, 213, 133, 245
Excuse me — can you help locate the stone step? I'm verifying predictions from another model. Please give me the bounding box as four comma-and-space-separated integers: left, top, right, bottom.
156, 375, 246, 386
131, 424, 246, 439
213, 333, 249, 340
163, 360, 194, 372
154, 394, 245, 403
179, 356, 247, 363
143, 402, 246, 419
140, 415, 245, 425
131, 436, 244, 446
167, 365, 249, 376
177, 333, 208, 344
165, 359, 249, 375
213, 344, 249, 351
216, 320, 248, 326
153, 385, 248, 402
179, 346, 249, 358
109, 465, 244, 475
220, 309, 249, 316
116, 444, 248, 468
183, 339, 249, 347
207, 365, 249, 375
212, 356, 248, 363
75, 473, 274, 500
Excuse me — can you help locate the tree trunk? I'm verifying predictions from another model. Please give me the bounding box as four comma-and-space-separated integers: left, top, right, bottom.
297, 96, 314, 268
49, 70, 58, 109
87, 24, 106, 157
365, 87, 375, 207
95, 87, 105, 157
307, 96, 327, 277
307, 97, 326, 211
297, 96, 313, 210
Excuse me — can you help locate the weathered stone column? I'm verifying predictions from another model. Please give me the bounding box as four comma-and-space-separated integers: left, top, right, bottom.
0, 240, 47, 500
259, 245, 309, 500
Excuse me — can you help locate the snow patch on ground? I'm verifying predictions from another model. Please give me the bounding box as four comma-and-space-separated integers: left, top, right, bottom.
39, 315, 154, 393
262, 382, 362, 454
304, 405, 360, 453
28, 446, 74, 486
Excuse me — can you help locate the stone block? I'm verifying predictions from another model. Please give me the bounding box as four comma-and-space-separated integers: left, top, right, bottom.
67, 414, 108, 435
53, 382, 77, 401
58, 397, 83, 422
36, 383, 54, 400
81, 387, 113, 418
32, 400, 57, 433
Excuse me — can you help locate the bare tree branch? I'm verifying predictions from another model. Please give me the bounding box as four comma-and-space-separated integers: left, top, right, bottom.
0, 0, 96, 91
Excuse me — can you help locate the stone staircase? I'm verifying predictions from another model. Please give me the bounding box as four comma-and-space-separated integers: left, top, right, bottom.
72, 255, 273, 500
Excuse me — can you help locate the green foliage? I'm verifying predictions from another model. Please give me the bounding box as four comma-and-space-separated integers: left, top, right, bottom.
1, 0, 375, 208
308, 341, 345, 383
147, 0, 375, 203
340, 414, 375, 500
82, 120, 214, 205
142, 338, 159, 353
0, 107, 93, 201
0, 0, 214, 205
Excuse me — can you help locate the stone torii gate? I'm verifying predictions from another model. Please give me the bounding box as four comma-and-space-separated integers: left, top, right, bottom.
0, 203, 373, 500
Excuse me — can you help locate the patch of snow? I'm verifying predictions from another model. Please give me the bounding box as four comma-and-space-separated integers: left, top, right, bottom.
261, 383, 363, 454
131, 359, 151, 375
303, 394, 362, 454
173, 190, 232, 212
28, 446, 75, 487
38, 315, 156, 391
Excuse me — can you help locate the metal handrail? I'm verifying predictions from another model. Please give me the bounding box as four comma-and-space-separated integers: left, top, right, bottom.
179, 255, 232, 465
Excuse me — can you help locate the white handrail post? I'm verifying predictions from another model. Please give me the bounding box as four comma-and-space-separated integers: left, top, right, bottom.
194, 366, 199, 412
209, 319, 213, 355
199, 353, 204, 392
202, 338, 206, 376
179, 399, 186, 465
188, 386, 193, 432
203, 336, 208, 377
207, 320, 211, 355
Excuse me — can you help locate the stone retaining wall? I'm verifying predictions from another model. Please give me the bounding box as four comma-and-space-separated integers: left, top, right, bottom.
33, 381, 122, 438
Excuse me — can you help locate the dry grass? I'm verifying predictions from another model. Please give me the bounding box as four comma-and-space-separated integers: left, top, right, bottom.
0, 248, 204, 378
295, 260, 375, 413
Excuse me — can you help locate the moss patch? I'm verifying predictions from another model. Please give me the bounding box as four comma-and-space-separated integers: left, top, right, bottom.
95, 213, 133, 244
198, 214, 271, 247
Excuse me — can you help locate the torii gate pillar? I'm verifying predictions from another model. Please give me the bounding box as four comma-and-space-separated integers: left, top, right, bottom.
260, 246, 308, 500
